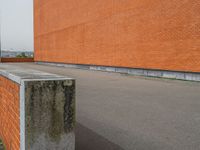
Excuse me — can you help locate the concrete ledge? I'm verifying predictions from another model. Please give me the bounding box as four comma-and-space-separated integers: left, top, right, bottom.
0, 64, 75, 150
36, 62, 200, 82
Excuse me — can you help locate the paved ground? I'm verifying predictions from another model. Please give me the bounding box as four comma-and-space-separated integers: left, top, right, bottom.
8, 63, 200, 150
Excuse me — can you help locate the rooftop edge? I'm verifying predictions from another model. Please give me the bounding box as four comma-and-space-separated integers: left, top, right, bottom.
0, 64, 73, 84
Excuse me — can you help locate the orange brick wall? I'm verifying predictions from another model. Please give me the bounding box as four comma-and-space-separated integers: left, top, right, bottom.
0, 76, 20, 150
34, 0, 200, 72
1, 58, 34, 63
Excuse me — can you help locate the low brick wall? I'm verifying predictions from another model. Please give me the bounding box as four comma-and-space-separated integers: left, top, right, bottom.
1, 58, 34, 63
0, 64, 75, 150
0, 76, 20, 150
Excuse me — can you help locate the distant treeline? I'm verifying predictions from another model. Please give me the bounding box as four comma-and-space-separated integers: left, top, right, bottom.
1, 50, 33, 58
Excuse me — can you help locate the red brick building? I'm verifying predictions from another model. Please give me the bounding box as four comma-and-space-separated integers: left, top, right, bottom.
34, 0, 200, 73
0, 76, 20, 150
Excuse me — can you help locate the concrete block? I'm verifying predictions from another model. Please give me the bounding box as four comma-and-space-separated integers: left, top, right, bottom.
76, 64, 90, 70
89, 66, 97, 70
162, 71, 177, 79
90, 66, 100, 71
99, 66, 107, 71
172, 72, 185, 80
185, 73, 200, 81
128, 69, 144, 76
105, 67, 116, 72
143, 70, 149, 76
147, 70, 162, 77
115, 68, 128, 74
0, 64, 75, 150
24, 80, 75, 150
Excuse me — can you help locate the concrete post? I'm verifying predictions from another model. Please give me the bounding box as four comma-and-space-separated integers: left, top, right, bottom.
0, 64, 75, 150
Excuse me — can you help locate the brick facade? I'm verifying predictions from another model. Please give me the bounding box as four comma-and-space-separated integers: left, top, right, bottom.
1, 58, 34, 63
0, 76, 20, 150
34, 0, 200, 72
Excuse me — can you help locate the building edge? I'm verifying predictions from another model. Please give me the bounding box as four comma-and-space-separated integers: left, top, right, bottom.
36, 61, 200, 82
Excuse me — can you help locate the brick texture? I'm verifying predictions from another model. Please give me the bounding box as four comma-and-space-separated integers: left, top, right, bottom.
34, 0, 200, 72
0, 76, 20, 150
1, 58, 34, 63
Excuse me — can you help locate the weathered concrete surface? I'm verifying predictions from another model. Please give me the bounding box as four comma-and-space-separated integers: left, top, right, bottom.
25, 80, 75, 150
0, 64, 70, 84
5, 63, 200, 150
0, 64, 75, 150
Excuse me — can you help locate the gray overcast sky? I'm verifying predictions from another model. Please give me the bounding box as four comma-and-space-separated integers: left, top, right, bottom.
0, 0, 33, 51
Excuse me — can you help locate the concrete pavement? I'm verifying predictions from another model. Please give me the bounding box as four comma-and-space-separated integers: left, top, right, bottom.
9, 63, 200, 150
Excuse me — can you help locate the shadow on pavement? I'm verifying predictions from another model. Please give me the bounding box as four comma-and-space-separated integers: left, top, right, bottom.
76, 123, 124, 150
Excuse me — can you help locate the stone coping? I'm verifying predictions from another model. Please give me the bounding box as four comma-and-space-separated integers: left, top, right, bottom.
0, 64, 73, 84
37, 62, 200, 82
